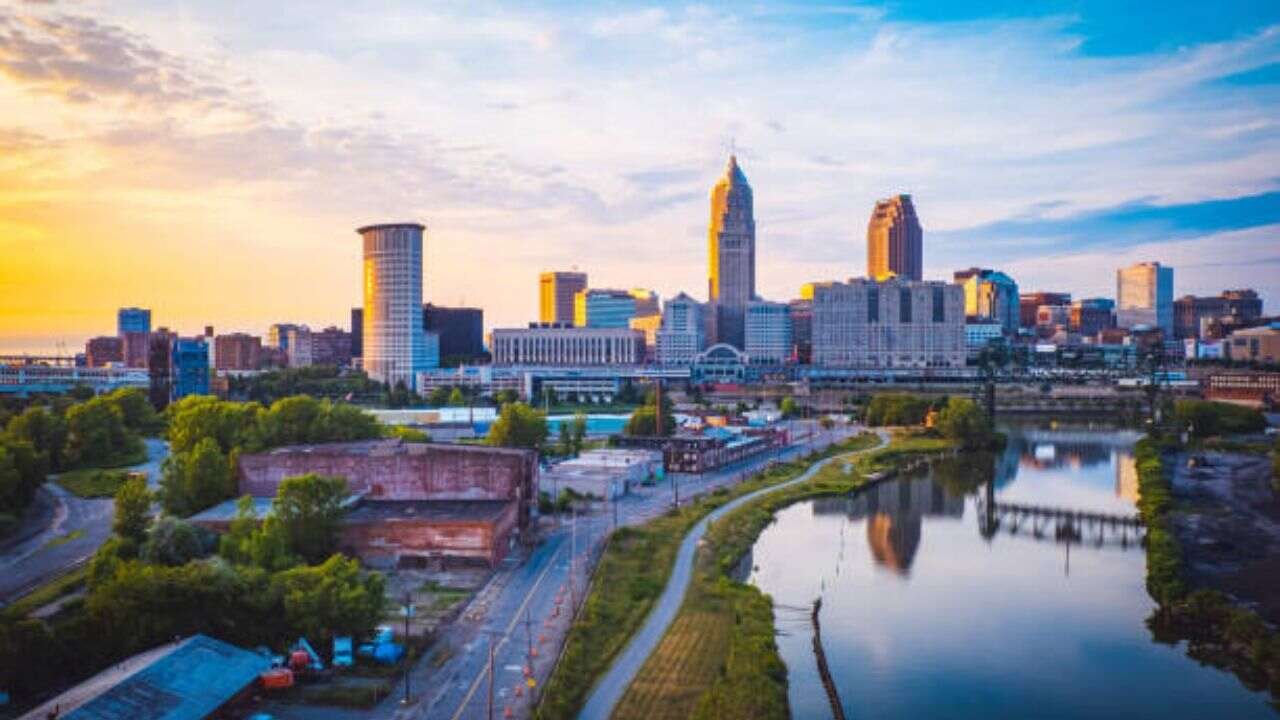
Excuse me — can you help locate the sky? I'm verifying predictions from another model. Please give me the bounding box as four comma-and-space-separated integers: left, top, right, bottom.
1, 0, 1278, 354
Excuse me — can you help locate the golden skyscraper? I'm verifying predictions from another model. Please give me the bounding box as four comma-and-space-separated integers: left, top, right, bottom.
707, 155, 756, 349
867, 194, 923, 281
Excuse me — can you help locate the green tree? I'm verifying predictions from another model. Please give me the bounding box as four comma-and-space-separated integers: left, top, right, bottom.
935, 397, 994, 448
273, 473, 349, 564
112, 474, 152, 544
557, 422, 572, 456
106, 388, 162, 435
5, 406, 68, 471
864, 393, 932, 426
570, 413, 588, 456
387, 380, 414, 408
427, 386, 452, 407
486, 402, 549, 451
218, 495, 261, 566
140, 516, 205, 566
448, 387, 467, 406
64, 395, 132, 467
166, 395, 264, 455
495, 389, 519, 406
779, 396, 798, 418
160, 436, 233, 517
0, 440, 44, 514
276, 554, 385, 647
625, 391, 675, 437
251, 516, 299, 571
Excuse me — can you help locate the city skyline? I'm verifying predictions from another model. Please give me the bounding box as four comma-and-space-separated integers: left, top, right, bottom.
2, 1, 1279, 353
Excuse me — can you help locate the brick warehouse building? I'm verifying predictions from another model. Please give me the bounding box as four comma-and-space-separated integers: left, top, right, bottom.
196, 439, 538, 568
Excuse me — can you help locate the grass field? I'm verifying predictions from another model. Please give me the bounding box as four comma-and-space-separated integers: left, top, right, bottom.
614, 432, 953, 720
533, 433, 880, 720
55, 469, 136, 498
2, 566, 88, 620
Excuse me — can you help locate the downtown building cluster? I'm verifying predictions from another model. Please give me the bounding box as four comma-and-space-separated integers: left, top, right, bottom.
12, 155, 1278, 406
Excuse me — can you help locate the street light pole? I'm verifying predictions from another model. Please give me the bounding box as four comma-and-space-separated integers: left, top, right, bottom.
401, 592, 414, 705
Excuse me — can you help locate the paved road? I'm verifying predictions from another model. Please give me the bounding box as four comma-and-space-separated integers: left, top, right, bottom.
578, 428, 888, 720
0, 438, 169, 605
262, 421, 859, 720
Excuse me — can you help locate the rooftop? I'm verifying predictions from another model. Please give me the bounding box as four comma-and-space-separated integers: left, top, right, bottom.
248, 438, 532, 460
25, 635, 270, 720
343, 499, 511, 523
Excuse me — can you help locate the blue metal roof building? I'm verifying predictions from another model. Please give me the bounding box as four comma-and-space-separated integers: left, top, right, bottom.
54, 635, 269, 720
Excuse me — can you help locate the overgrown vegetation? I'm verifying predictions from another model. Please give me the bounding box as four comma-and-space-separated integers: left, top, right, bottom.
1, 388, 157, 532
54, 468, 135, 498
486, 401, 550, 451
862, 393, 934, 427
534, 433, 881, 720
1171, 400, 1267, 439
159, 394, 381, 517
614, 433, 952, 720
1137, 432, 1280, 701
623, 389, 676, 438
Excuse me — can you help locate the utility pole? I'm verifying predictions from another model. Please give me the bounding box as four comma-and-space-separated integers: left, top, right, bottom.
487, 636, 495, 720
570, 505, 578, 611
401, 592, 414, 705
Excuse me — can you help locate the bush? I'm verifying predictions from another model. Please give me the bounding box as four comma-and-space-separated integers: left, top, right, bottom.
141, 516, 207, 566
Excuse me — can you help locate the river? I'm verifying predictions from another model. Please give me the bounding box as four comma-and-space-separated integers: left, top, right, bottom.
748, 424, 1275, 719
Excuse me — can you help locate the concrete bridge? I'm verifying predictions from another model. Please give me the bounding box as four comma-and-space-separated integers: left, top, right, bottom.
1012, 428, 1145, 447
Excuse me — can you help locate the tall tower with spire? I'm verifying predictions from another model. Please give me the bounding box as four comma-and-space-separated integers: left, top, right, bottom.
707, 154, 756, 350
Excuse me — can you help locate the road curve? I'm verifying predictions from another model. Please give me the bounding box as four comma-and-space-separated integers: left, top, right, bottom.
578, 429, 888, 720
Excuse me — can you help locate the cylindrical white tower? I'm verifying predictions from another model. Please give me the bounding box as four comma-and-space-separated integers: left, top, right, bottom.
358, 222, 428, 390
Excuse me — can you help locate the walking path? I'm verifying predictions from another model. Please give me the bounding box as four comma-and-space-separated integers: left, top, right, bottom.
578, 429, 889, 720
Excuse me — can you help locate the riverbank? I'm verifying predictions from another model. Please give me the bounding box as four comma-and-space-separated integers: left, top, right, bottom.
613, 432, 954, 720
533, 432, 880, 720
1139, 434, 1280, 701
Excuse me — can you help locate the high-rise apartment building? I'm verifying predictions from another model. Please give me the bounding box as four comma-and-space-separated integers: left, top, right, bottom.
1116, 261, 1174, 335
656, 292, 705, 367
574, 289, 637, 329
1173, 290, 1263, 339
214, 333, 262, 371
953, 268, 1019, 334
117, 307, 151, 336
812, 278, 964, 369
359, 223, 433, 389
284, 326, 313, 368
707, 155, 755, 350
423, 304, 484, 361
539, 271, 587, 326
745, 300, 793, 365
867, 195, 923, 282
491, 326, 644, 366
85, 336, 124, 367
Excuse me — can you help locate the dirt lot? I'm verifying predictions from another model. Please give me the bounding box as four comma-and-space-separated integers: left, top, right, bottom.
1171, 450, 1280, 624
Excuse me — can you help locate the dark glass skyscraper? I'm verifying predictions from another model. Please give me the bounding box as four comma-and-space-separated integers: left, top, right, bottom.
867, 195, 922, 282
707, 155, 755, 350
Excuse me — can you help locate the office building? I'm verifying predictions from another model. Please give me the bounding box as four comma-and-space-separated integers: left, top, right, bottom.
811, 277, 965, 369
214, 333, 262, 371
965, 323, 1004, 355
351, 307, 363, 359
1117, 261, 1174, 335
120, 331, 149, 368
491, 326, 644, 366
311, 326, 353, 367
266, 323, 303, 350
359, 222, 433, 389
574, 288, 637, 329
656, 292, 705, 367
954, 268, 1019, 333
867, 195, 923, 282
629, 314, 662, 361
1173, 290, 1263, 340
1019, 292, 1072, 328
540, 271, 588, 326
85, 336, 124, 367
171, 337, 210, 400
630, 289, 660, 318
789, 299, 813, 364
1226, 325, 1280, 364
424, 304, 484, 361
1071, 298, 1116, 338
1036, 304, 1070, 328
745, 300, 793, 365
707, 155, 756, 349
147, 328, 176, 408
117, 307, 151, 336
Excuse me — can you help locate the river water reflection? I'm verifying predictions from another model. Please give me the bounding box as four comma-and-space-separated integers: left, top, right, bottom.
748, 425, 1274, 719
